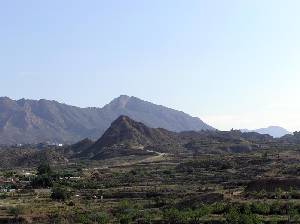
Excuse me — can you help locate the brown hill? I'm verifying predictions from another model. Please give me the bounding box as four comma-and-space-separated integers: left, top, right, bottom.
81, 115, 180, 159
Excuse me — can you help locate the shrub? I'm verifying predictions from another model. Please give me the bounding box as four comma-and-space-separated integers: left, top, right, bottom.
225, 207, 262, 224
31, 175, 53, 188
90, 212, 110, 224
119, 214, 132, 224
37, 163, 52, 175
190, 205, 211, 220
8, 206, 24, 218
225, 207, 240, 224
116, 200, 140, 223
212, 202, 226, 214
251, 202, 270, 215
270, 201, 282, 215
75, 213, 90, 224
51, 187, 71, 201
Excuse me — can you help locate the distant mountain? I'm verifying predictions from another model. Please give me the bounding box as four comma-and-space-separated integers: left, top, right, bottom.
0, 95, 213, 145
241, 126, 291, 138
100, 95, 213, 132
81, 115, 180, 159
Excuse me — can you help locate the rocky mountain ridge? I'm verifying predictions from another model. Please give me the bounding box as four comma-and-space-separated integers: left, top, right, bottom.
0, 95, 213, 145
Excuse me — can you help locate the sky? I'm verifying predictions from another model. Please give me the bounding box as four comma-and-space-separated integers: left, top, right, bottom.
1, 0, 300, 131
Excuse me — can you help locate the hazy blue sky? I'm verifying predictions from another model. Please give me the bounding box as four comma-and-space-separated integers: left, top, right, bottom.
1, 0, 300, 131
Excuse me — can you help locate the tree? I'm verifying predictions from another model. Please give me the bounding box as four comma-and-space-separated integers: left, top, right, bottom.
163, 208, 188, 224
31, 163, 55, 188
51, 187, 71, 201
119, 214, 132, 224
8, 206, 24, 219
116, 200, 139, 224
189, 205, 211, 223
251, 202, 270, 215
225, 207, 262, 224
287, 203, 299, 223
240, 213, 262, 224
90, 212, 110, 224
139, 210, 155, 224
3, 171, 15, 178
37, 163, 52, 176
275, 188, 283, 199
225, 207, 240, 224
31, 175, 53, 188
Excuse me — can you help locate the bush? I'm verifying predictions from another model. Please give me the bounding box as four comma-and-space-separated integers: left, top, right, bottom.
37, 163, 52, 175
90, 212, 110, 224
75, 213, 90, 224
138, 210, 156, 224
163, 208, 189, 224
251, 202, 270, 215
8, 206, 24, 218
31, 164, 56, 188
225, 207, 262, 224
162, 206, 211, 223
119, 214, 132, 224
270, 201, 282, 215
212, 202, 226, 215
240, 213, 262, 224
67, 201, 75, 206
116, 200, 140, 223
51, 187, 71, 201
73, 212, 110, 224
31, 175, 53, 188
225, 207, 240, 224
189, 205, 211, 221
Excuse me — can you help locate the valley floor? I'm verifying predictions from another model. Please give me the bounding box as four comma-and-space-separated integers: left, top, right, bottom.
1, 149, 300, 223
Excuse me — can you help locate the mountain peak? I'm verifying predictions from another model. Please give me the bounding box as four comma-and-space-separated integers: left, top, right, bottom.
113, 115, 132, 123
107, 95, 132, 109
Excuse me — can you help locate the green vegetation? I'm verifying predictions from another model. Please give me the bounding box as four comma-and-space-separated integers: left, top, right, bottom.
51, 187, 72, 201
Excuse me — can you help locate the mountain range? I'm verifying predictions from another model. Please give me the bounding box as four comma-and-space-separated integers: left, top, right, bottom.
241, 126, 291, 138
0, 95, 213, 145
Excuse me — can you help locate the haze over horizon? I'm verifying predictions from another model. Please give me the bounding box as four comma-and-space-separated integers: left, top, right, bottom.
1, 1, 300, 131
